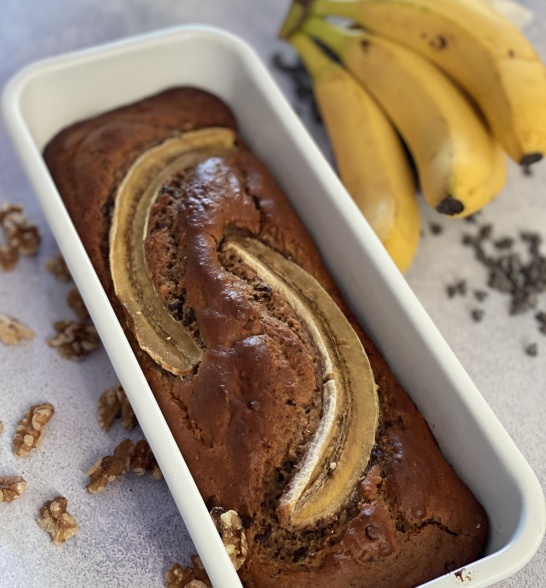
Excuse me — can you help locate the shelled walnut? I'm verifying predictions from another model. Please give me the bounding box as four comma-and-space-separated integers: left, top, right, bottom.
37, 496, 78, 544
97, 384, 137, 432
86, 439, 133, 494
165, 556, 211, 588
12, 403, 55, 457
0, 475, 27, 502
0, 204, 40, 258
210, 508, 248, 570
47, 320, 100, 360
130, 439, 162, 480
0, 245, 18, 271
0, 314, 35, 346
45, 253, 71, 282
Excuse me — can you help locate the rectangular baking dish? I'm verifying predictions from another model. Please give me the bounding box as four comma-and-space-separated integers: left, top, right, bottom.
2, 25, 544, 588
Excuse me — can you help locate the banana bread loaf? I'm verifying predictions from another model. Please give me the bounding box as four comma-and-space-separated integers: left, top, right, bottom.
43, 87, 488, 587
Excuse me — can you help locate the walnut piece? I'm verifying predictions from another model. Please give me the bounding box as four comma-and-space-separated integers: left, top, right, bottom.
13, 403, 55, 457
45, 253, 72, 282
0, 314, 35, 346
67, 287, 89, 321
96, 386, 120, 432
86, 439, 133, 494
165, 556, 211, 588
0, 475, 27, 502
37, 496, 78, 544
0, 204, 40, 256
97, 384, 137, 431
0, 245, 18, 271
130, 439, 163, 479
47, 320, 100, 360
210, 508, 248, 570
117, 385, 137, 430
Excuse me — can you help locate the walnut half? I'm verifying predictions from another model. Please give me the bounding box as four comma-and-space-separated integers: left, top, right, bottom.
97, 384, 137, 432
13, 403, 55, 457
165, 556, 211, 588
0, 314, 35, 346
47, 320, 100, 360
210, 508, 248, 571
0, 204, 40, 257
0, 475, 27, 502
37, 496, 78, 544
86, 439, 133, 494
130, 439, 162, 480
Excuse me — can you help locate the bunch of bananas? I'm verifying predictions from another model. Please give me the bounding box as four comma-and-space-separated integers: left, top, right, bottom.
279, 0, 546, 272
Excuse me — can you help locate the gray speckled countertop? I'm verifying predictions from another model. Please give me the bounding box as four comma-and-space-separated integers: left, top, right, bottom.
0, 1, 544, 586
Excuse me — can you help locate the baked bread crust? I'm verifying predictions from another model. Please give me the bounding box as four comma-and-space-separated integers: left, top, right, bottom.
44, 87, 488, 587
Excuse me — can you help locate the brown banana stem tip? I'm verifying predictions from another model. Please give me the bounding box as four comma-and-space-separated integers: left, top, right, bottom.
436, 196, 465, 216
520, 152, 543, 167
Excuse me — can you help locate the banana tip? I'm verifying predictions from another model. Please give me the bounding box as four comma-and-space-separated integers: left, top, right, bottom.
436, 196, 465, 216
520, 152, 543, 167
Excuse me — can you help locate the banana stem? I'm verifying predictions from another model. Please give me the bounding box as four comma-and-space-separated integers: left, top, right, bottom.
289, 32, 339, 80
312, 0, 362, 20
279, 1, 310, 39
301, 16, 356, 56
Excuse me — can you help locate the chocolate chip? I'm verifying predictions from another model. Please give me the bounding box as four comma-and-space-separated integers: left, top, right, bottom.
471, 309, 484, 322
494, 237, 514, 250
474, 289, 488, 302
536, 311, 546, 324
446, 280, 467, 298
240, 514, 254, 529
429, 222, 443, 235
525, 343, 538, 356
293, 546, 309, 562
254, 524, 272, 544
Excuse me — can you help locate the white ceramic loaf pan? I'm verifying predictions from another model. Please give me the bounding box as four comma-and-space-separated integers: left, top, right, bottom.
3, 25, 544, 588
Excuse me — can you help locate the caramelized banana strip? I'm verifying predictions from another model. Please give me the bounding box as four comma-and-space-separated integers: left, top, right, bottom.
224, 237, 378, 529
110, 129, 236, 376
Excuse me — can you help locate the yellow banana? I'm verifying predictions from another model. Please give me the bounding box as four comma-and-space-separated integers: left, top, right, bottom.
300, 17, 505, 218
303, 0, 546, 166
289, 32, 419, 272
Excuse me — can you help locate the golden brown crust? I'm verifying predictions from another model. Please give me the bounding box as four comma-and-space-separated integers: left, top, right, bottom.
44, 87, 487, 587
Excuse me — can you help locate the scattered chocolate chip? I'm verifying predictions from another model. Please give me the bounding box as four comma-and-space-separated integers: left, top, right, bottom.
479, 224, 493, 240
474, 289, 488, 302
471, 309, 485, 322
429, 222, 443, 235
494, 237, 514, 250
464, 213, 481, 224
525, 343, 538, 356
446, 280, 467, 298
